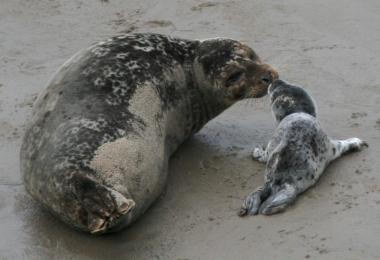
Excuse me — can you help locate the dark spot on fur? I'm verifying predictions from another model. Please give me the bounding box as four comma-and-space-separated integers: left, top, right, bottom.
44, 111, 51, 119
199, 48, 233, 76
348, 143, 359, 152
310, 138, 318, 157
75, 175, 96, 195
40, 111, 51, 125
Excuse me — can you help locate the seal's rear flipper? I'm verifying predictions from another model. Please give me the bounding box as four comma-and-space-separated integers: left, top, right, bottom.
259, 183, 296, 215
70, 173, 135, 234
239, 185, 271, 216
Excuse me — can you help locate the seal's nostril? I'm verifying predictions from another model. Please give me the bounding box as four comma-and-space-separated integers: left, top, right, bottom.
261, 74, 272, 84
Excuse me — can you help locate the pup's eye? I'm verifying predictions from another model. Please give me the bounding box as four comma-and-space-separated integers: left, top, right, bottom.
225, 71, 244, 87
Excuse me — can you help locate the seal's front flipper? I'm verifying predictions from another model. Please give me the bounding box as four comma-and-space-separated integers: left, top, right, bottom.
259, 184, 296, 215
70, 173, 135, 234
331, 138, 368, 161
252, 145, 268, 163
239, 185, 270, 216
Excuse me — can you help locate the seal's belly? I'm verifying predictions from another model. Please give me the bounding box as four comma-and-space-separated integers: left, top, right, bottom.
89, 83, 170, 209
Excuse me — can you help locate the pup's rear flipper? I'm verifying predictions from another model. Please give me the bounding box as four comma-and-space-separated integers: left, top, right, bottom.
239, 185, 270, 216
259, 184, 297, 215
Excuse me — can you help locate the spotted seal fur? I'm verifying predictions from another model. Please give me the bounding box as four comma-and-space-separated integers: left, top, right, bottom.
20, 33, 278, 234
239, 79, 368, 216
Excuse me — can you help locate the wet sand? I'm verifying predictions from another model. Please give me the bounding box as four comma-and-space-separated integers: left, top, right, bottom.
1, 0, 380, 259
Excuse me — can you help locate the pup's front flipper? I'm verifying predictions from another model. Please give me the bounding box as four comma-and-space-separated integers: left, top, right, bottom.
331, 138, 368, 161
252, 145, 268, 163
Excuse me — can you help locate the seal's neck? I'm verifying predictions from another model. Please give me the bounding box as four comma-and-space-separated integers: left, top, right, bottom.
162, 41, 235, 155
183, 55, 233, 134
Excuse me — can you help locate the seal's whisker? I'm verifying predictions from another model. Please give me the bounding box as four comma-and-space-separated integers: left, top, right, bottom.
243, 96, 270, 109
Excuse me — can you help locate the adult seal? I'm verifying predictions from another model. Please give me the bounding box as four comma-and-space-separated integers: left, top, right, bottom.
20, 33, 278, 234
239, 79, 368, 216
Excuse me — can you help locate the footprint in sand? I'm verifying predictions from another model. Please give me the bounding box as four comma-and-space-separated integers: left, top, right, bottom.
350, 112, 367, 119
145, 20, 174, 28
191, 2, 220, 11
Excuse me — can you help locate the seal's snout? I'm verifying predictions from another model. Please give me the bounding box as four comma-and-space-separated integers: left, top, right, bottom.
272, 79, 285, 86
247, 64, 279, 98
259, 65, 279, 86
260, 71, 275, 85
268, 79, 287, 94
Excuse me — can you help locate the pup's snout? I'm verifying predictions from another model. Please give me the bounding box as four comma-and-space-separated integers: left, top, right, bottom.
268, 79, 288, 94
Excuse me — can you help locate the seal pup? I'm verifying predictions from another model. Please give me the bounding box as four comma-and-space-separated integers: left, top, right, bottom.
239, 79, 368, 216
20, 33, 278, 234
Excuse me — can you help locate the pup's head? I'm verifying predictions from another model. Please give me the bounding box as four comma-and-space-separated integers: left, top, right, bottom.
268, 79, 316, 122
195, 38, 278, 106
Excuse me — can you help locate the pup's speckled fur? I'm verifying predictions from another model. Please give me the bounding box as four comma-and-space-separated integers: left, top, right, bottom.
20, 33, 278, 234
239, 79, 368, 216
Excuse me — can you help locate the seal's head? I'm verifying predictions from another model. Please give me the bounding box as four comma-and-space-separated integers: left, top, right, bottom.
195, 38, 278, 105
268, 79, 316, 122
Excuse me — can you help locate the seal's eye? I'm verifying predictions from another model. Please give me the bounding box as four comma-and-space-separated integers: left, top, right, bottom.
225, 71, 244, 88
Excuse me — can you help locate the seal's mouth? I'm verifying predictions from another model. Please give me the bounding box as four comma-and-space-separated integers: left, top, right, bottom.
250, 90, 269, 98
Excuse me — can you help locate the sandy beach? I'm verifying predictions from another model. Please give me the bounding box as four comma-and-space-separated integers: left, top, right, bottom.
1, 0, 380, 259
